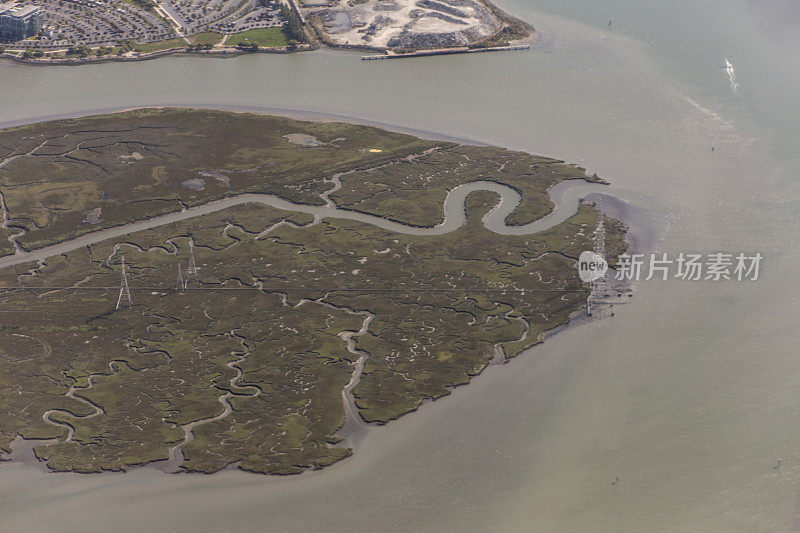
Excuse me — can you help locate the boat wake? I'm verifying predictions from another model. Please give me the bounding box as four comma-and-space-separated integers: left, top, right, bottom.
724, 58, 739, 92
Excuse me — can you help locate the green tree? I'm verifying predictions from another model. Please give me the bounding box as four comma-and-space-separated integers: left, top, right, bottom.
279, 5, 306, 43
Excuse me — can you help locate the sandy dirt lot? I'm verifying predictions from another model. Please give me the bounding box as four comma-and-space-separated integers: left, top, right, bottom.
304, 0, 503, 49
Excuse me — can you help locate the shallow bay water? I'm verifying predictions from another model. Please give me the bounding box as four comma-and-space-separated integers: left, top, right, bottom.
1, 0, 799, 531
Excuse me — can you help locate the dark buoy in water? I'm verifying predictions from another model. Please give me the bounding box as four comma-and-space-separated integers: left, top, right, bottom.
711, 146, 715, 151
775, 458, 782, 469
608, 19, 612, 27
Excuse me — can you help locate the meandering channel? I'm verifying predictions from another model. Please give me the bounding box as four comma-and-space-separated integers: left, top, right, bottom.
163, 329, 261, 473
0, 179, 609, 271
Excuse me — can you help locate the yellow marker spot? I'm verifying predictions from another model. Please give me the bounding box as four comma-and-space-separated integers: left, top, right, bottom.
368, 149, 383, 153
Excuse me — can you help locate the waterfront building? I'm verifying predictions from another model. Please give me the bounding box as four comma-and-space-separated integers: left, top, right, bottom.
0, 2, 44, 41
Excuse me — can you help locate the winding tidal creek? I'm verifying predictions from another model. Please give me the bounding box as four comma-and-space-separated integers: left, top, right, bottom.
0, 180, 607, 270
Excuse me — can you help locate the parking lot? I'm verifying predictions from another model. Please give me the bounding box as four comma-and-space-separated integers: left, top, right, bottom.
2, 0, 288, 49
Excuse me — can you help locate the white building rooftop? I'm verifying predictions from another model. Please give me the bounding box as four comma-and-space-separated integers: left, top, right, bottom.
0, 2, 42, 17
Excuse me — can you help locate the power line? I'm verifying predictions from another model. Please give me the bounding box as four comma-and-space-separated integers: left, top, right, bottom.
0, 286, 587, 292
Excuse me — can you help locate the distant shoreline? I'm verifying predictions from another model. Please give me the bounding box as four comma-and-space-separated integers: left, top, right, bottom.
0, 44, 313, 66
0, 0, 533, 67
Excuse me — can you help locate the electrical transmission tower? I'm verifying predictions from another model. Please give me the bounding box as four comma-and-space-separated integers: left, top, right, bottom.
116, 256, 133, 310
176, 262, 185, 291
187, 238, 198, 279
587, 219, 611, 316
